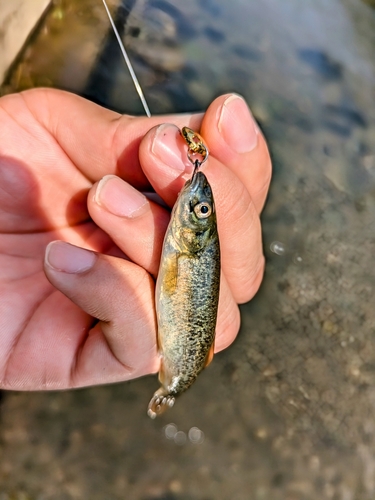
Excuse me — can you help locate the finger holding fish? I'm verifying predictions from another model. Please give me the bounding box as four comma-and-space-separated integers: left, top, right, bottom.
200, 93, 272, 214
87, 174, 170, 278
44, 242, 159, 387
203, 154, 266, 304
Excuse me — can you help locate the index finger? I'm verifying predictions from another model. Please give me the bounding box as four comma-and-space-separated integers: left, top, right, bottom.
16, 88, 204, 189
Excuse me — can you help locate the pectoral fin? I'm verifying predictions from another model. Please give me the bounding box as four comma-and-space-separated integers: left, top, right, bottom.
204, 343, 215, 367
161, 253, 178, 297
158, 358, 172, 387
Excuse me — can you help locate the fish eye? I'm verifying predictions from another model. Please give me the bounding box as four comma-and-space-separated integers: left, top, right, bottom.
193, 202, 212, 219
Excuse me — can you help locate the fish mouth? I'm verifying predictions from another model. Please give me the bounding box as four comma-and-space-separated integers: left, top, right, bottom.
189, 171, 207, 192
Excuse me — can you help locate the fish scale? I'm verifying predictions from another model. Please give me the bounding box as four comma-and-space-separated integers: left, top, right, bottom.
161, 245, 219, 379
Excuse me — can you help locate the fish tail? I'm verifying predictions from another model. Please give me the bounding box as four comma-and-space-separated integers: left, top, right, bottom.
147, 388, 175, 419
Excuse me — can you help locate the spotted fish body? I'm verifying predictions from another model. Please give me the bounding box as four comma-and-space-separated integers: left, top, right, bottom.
148, 170, 220, 418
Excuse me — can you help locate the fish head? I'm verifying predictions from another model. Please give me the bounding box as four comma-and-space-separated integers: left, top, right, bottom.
172, 171, 217, 253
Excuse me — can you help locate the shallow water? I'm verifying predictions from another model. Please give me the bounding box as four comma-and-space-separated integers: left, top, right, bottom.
1, 0, 375, 498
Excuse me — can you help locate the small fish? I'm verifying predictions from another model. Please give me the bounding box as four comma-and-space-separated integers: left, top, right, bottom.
148, 164, 221, 418
100, 1, 221, 418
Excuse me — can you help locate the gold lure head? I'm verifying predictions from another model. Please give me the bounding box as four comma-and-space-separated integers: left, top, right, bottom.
181, 127, 209, 167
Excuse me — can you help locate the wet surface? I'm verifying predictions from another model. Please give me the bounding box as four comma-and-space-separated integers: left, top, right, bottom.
1, 0, 375, 498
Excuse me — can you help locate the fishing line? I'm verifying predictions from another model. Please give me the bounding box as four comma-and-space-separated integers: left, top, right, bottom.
101, 0, 151, 117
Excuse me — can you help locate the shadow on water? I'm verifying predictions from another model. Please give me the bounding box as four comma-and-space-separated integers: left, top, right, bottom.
1, 0, 375, 498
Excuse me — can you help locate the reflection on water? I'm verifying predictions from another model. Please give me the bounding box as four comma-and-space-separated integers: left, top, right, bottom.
270, 241, 286, 256
1, 0, 375, 498
163, 423, 205, 446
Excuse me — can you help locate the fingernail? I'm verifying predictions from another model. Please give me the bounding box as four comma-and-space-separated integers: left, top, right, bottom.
45, 241, 96, 274
218, 94, 259, 153
151, 124, 189, 174
95, 175, 149, 218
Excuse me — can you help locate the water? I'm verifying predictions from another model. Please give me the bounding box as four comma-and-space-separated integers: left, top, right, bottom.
1, 0, 375, 498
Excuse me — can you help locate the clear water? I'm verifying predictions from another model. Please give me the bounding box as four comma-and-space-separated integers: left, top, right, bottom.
1, 0, 375, 498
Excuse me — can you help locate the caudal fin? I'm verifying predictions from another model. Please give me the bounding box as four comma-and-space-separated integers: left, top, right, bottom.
147, 388, 175, 419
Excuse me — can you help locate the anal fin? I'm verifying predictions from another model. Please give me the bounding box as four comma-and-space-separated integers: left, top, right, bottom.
158, 358, 172, 386
204, 343, 215, 368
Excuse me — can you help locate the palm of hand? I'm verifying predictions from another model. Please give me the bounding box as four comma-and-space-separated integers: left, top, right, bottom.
0, 95, 107, 389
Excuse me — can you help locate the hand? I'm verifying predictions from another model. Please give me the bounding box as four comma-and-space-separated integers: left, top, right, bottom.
0, 89, 271, 390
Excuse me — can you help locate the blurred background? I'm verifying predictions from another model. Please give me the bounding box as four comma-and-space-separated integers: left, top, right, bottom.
1, 0, 375, 498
